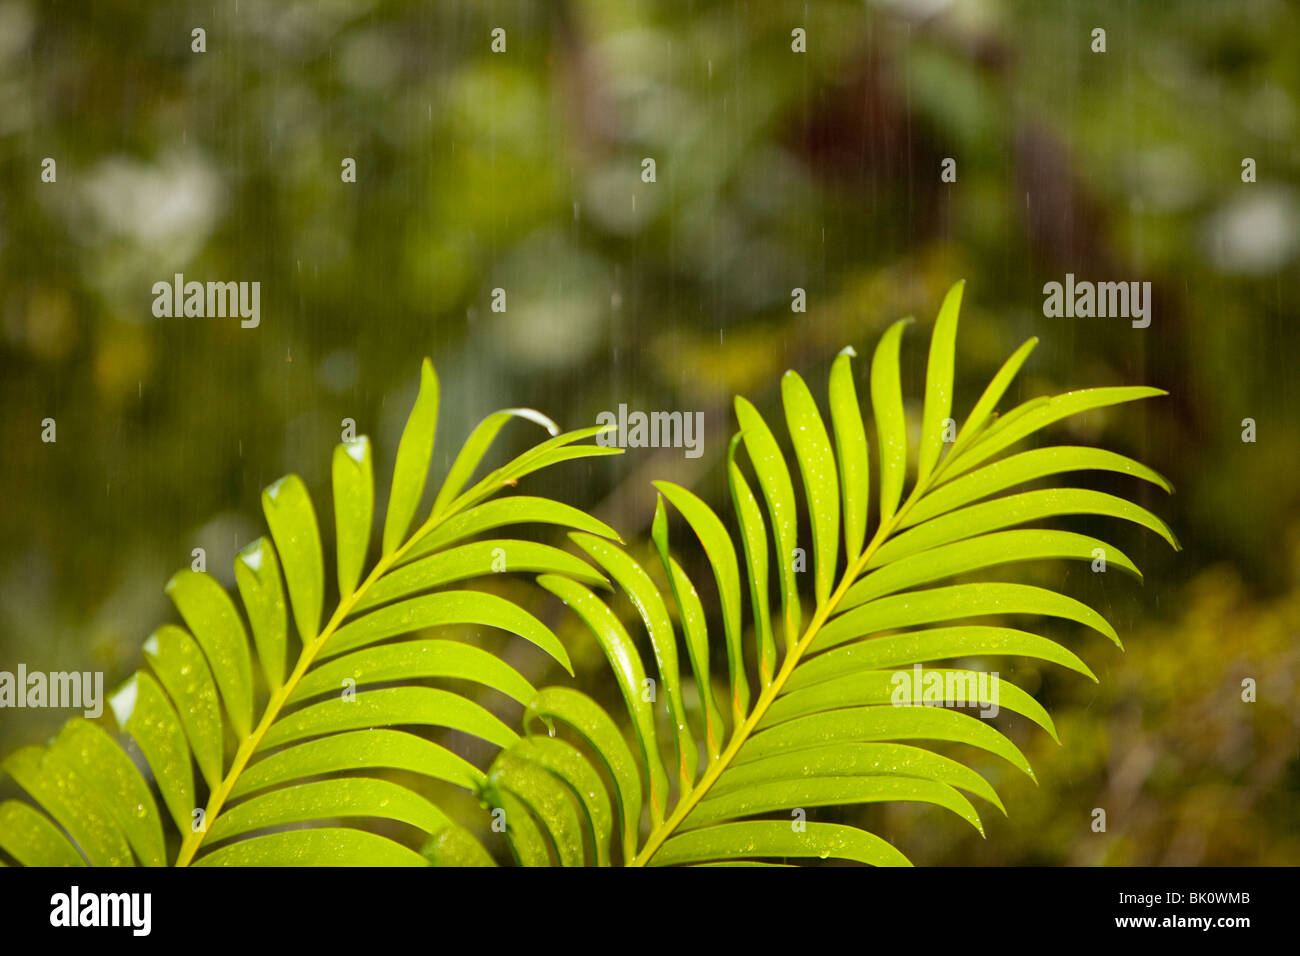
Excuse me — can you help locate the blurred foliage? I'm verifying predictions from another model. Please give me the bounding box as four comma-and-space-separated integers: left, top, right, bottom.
1, 0, 1296, 863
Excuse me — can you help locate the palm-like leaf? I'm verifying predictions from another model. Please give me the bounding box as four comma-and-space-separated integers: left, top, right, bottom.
0, 282, 1175, 868
524, 280, 1175, 867
0, 359, 624, 866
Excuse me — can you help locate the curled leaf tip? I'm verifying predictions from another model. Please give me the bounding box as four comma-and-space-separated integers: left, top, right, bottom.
108, 676, 138, 729
236, 538, 266, 570
511, 407, 561, 436
263, 474, 294, 499
344, 436, 369, 462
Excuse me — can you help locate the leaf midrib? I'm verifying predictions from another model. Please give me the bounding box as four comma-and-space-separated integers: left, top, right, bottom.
629, 475, 935, 867
172, 445, 940, 866
174, 501, 471, 866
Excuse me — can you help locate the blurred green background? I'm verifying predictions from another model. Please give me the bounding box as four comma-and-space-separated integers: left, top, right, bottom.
1, 0, 1297, 864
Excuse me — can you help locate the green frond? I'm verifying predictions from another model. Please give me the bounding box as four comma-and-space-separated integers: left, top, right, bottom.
0, 358, 620, 867
517, 280, 1171, 868
0, 282, 1174, 868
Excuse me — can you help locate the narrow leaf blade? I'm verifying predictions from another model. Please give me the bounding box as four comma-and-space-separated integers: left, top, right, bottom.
917, 280, 964, 483
383, 358, 439, 553
829, 347, 869, 563
782, 370, 840, 605
333, 437, 374, 599
871, 318, 912, 524
262, 475, 326, 644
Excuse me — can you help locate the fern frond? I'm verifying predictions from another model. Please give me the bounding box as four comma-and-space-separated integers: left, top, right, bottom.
518, 281, 1174, 867
0, 360, 621, 866
0, 282, 1175, 868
